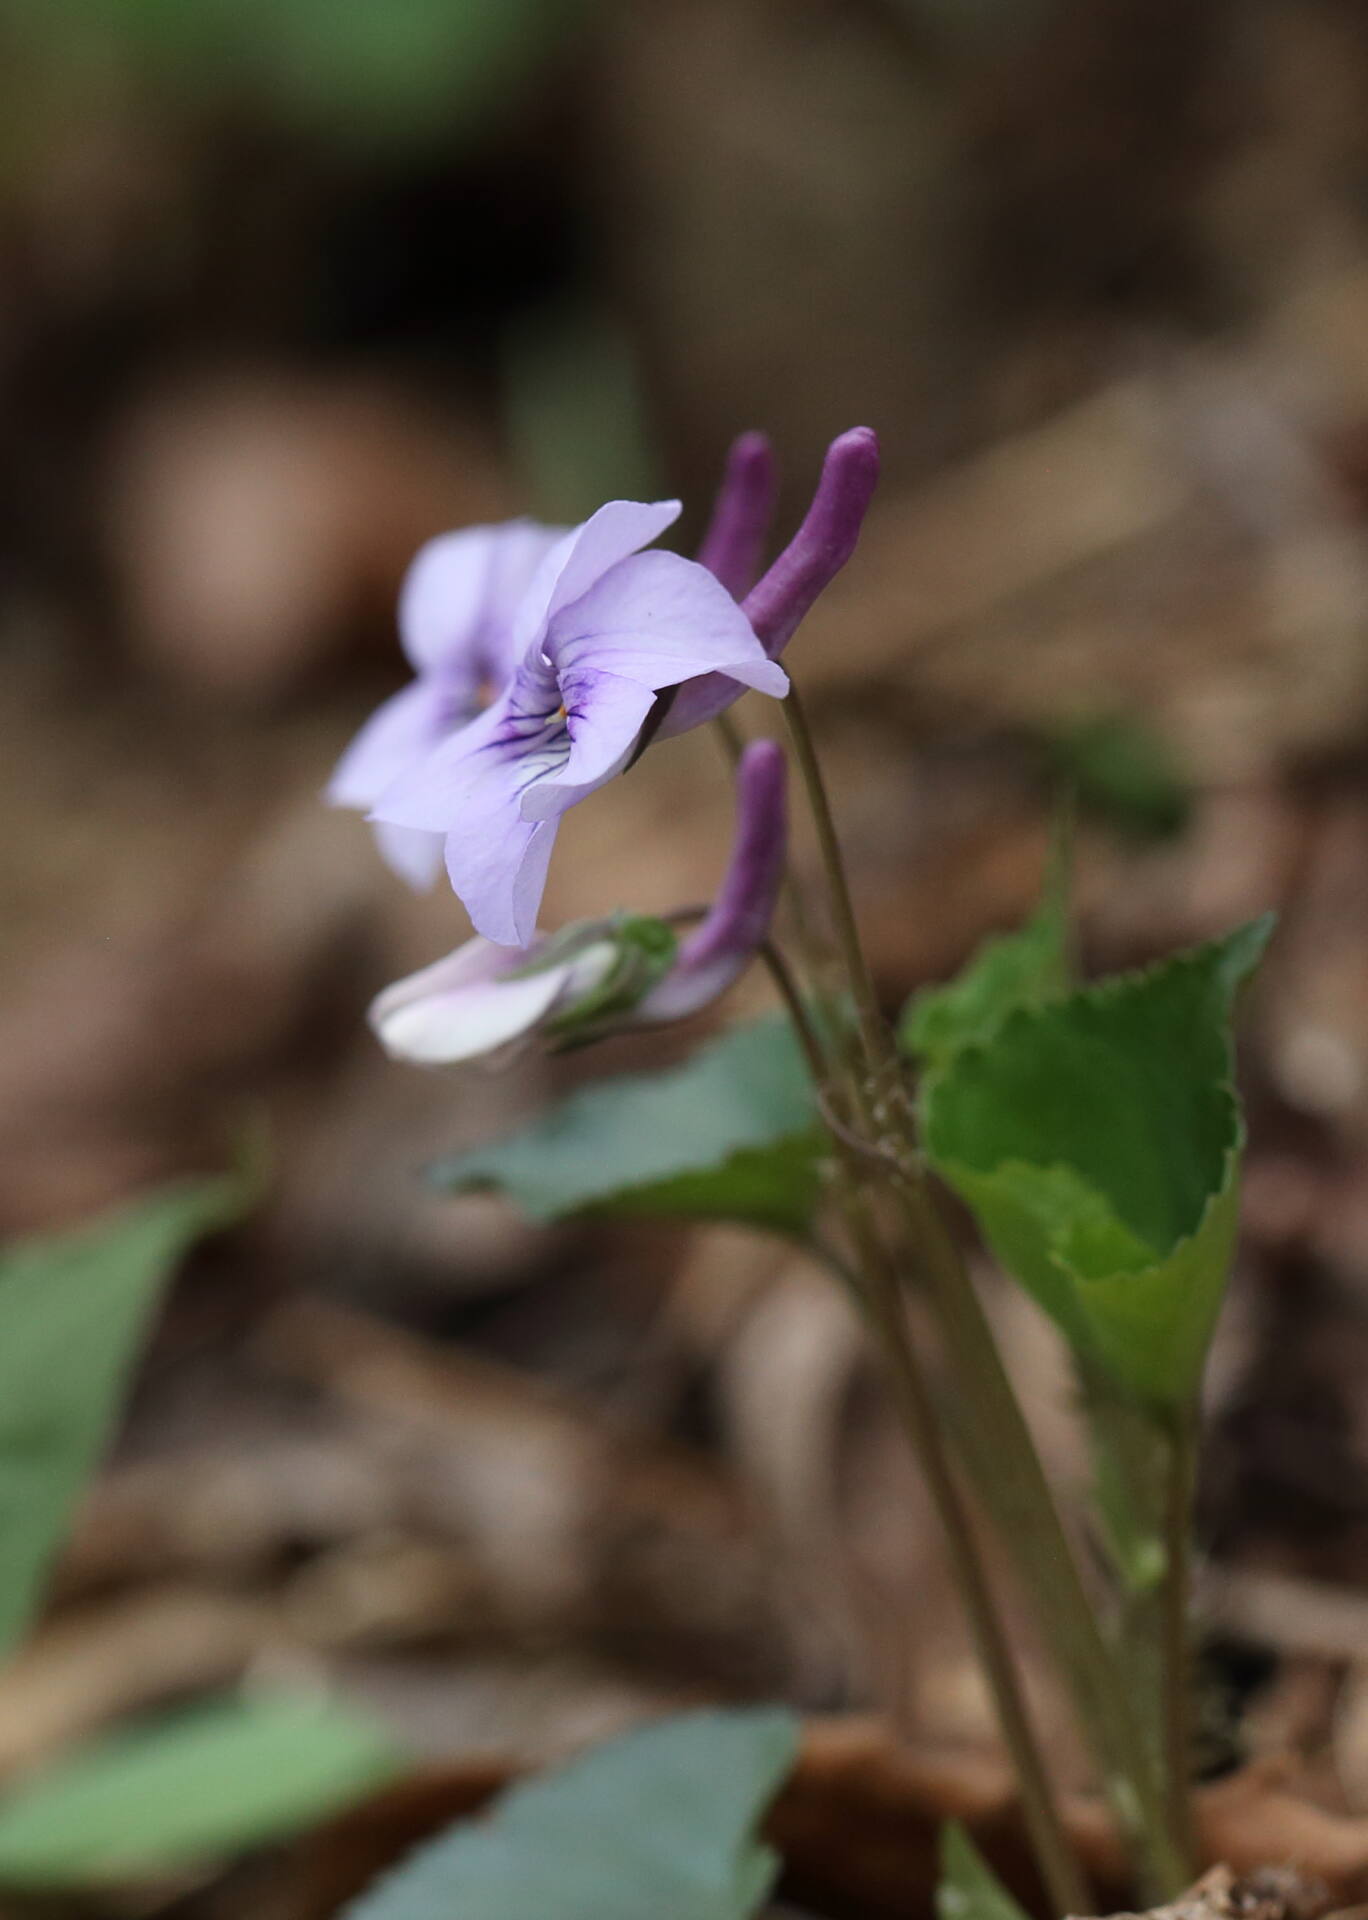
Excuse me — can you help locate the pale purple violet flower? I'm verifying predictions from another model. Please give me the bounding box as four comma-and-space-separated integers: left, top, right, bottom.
369, 740, 787, 1065
330, 434, 778, 890
327, 518, 568, 886
369, 501, 788, 946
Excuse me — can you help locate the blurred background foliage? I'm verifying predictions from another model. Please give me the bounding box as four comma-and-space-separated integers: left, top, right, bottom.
2, 0, 594, 151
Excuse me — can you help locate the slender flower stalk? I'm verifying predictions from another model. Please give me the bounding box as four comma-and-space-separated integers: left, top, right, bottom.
888, 1171, 1189, 1899
830, 1173, 1093, 1920
770, 669, 1189, 1899
1161, 1409, 1199, 1870
780, 678, 890, 1085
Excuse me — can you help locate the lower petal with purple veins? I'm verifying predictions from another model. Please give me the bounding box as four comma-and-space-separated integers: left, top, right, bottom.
519, 668, 657, 822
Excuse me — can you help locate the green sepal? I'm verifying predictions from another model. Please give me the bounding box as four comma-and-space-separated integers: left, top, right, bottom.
539, 914, 678, 1049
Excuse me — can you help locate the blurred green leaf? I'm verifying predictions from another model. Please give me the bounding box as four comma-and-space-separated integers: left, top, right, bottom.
429, 1017, 824, 1236
922, 918, 1271, 1407
936, 1823, 1032, 1920
10, 0, 588, 148
504, 299, 663, 523
343, 1708, 799, 1920
0, 1691, 403, 1885
0, 1171, 251, 1658
1046, 714, 1192, 843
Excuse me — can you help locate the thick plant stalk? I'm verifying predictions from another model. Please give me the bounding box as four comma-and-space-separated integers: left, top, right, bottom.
762, 916, 1087, 1909
833, 1171, 1092, 1919
1161, 1410, 1199, 1869
774, 672, 1191, 1899
889, 1172, 1190, 1900
781, 683, 888, 1080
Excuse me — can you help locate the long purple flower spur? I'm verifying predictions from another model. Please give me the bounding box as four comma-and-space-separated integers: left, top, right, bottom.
658, 425, 879, 738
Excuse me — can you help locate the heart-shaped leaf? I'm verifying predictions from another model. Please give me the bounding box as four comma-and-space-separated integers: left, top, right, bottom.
921, 918, 1271, 1408
429, 1017, 823, 1236
342, 1708, 800, 1920
901, 893, 1069, 1072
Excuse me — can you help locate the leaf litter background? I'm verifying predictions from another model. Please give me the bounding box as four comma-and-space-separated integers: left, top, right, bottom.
9, 0, 1368, 1913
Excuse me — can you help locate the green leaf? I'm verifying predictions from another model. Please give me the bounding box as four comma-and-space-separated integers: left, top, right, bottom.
901, 898, 1069, 1072
936, 1822, 1032, 1920
922, 917, 1272, 1407
0, 1691, 403, 1885
504, 298, 663, 522
18, 0, 588, 149
0, 1171, 252, 1657
343, 1707, 800, 1920
429, 1017, 824, 1236
901, 808, 1072, 1071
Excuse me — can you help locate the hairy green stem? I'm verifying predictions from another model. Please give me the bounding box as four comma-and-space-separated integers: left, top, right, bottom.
774, 676, 1189, 1898
1161, 1412, 1199, 1868
762, 917, 1086, 1910
891, 1176, 1189, 1899
781, 683, 888, 1078
758, 939, 834, 1086
833, 1177, 1092, 1918
710, 708, 748, 770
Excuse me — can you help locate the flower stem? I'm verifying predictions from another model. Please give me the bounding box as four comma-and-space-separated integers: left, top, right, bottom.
781, 682, 888, 1076
774, 673, 1189, 1899
1161, 1410, 1199, 1869
759, 925, 1087, 1911
711, 709, 747, 770
833, 1178, 1093, 1919
891, 1174, 1188, 1899
758, 939, 834, 1085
